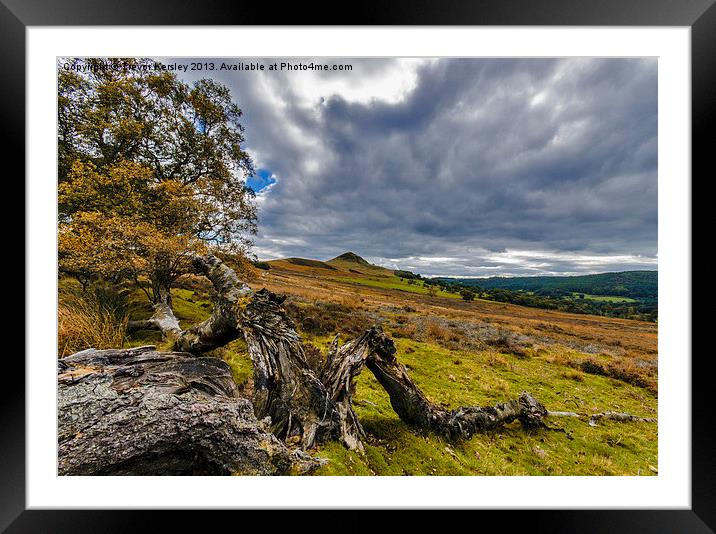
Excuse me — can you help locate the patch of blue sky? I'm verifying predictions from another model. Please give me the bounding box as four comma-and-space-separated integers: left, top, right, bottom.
246, 169, 277, 193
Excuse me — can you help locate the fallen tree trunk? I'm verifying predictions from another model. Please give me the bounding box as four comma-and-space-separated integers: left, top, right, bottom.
238, 299, 552, 450
358, 327, 548, 438
240, 289, 337, 448
58, 345, 323, 475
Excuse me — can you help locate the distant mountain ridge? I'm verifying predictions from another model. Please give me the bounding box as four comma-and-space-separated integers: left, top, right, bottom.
436, 270, 657, 300
268, 252, 392, 277
284, 257, 337, 270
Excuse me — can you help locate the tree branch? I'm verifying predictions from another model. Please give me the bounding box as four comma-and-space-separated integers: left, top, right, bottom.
172, 254, 251, 354
358, 327, 548, 439
133, 254, 250, 354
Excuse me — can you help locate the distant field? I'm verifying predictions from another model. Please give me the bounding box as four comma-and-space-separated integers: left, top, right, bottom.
571, 293, 637, 303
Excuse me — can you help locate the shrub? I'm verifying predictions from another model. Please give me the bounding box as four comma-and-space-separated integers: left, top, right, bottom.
486, 333, 530, 358
573, 357, 656, 393
392, 324, 418, 339
425, 320, 451, 342
486, 353, 509, 368
284, 299, 374, 337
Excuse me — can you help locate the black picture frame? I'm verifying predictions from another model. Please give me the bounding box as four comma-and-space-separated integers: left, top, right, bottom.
6, 0, 712, 530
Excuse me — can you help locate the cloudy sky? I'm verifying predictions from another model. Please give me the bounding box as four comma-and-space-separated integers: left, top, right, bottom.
173, 57, 657, 277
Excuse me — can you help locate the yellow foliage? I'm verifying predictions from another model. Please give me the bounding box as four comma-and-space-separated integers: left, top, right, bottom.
59, 211, 205, 285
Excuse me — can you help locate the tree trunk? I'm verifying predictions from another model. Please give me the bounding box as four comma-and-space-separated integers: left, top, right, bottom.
58, 345, 323, 475
240, 289, 340, 449
127, 286, 181, 337
319, 333, 375, 452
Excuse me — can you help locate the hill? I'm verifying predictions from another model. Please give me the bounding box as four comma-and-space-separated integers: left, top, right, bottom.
326, 251, 394, 277
329, 251, 372, 266
284, 257, 337, 270
438, 271, 657, 300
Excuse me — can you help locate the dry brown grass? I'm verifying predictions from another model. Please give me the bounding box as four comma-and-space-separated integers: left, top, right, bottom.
392, 323, 418, 339
486, 353, 509, 368
485, 332, 532, 358
58, 287, 128, 358
425, 320, 452, 342
561, 369, 585, 382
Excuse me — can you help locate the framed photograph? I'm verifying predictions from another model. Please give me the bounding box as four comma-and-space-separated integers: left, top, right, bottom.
8, 0, 712, 530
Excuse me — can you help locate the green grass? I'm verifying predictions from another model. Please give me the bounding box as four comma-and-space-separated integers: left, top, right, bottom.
305, 337, 657, 476
211, 338, 254, 390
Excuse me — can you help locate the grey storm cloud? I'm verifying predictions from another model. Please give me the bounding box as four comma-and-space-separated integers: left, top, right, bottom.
170, 57, 657, 277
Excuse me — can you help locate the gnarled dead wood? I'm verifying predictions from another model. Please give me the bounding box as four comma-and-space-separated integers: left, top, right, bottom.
358, 327, 548, 439
58, 345, 323, 475
240, 289, 339, 449
123, 255, 370, 451
173, 255, 251, 354
587, 411, 657, 426
129, 254, 250, 354
319, 333, 376, 452
126, 287, 182, 337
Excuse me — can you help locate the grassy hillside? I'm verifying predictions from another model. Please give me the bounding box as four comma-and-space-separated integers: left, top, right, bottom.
62, 252, 658, 476
309, 334, 656, 476
120, 280, 656, 475
273, 252, 459, 298
326, 251, 394, 277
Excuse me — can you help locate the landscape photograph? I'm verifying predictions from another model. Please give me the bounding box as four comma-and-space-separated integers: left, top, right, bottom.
57, 56, 658, 476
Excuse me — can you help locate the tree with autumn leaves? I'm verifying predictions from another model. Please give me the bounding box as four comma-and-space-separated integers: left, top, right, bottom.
58, 58, 258, 314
